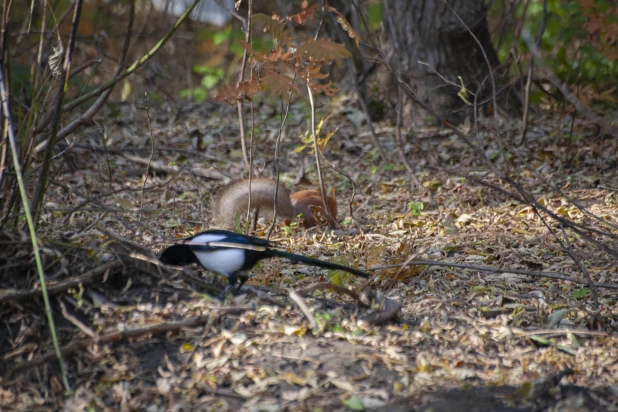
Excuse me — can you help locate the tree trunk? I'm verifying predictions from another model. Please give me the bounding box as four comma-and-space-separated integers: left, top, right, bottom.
385, 0, 516, 124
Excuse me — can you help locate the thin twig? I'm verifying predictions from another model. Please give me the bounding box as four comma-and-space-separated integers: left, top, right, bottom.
246, 111, 256, 234
519, 0, 547, 146
267, 80, 296, 239
560, 224, 598, 308
514, 328, 608, 337
234, 0, 252, 167
139, 92, 156, 225
59, 299, 99, 341
288, 289, 317, 330
307, 85, 336, 229
68, 58, 102, 79
314, 0, 326, 41
324, 162, 361, 227
395, 84, 422, 189
214, 0, 246, 28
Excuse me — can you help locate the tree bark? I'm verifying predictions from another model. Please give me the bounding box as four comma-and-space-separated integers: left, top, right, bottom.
385, 0, 517, 124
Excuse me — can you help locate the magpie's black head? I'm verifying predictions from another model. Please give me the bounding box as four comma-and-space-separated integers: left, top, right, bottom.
159, 244, 199, 266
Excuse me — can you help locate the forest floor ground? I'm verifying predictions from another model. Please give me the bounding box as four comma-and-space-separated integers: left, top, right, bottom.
2, 98, 618, 411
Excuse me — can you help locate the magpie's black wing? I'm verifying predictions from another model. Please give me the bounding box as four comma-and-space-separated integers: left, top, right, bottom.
160, 229, 273, 267
187, 230, 272, 250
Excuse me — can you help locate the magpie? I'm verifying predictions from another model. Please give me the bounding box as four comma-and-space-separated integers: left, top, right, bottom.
159, 229, 370, 295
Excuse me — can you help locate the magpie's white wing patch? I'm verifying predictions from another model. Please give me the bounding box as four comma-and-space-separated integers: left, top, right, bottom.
206, 241, 267, 251
190, 233, 229, 243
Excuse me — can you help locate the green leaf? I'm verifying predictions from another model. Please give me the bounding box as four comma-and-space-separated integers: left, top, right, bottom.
213, 29, 232, 45
193, 64, 210, 74
202, 74, 220, 89
572, 288, 590, 300
529, 335, 551, 345
351, 327, 364, 337
406, 201, 424, 216
342, 397, 364, 411
367, 2, 384, 27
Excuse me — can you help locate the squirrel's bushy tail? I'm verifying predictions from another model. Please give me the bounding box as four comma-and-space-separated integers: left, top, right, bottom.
213, 178, 294, 228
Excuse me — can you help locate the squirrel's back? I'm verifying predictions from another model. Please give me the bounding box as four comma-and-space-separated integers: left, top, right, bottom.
213, 178, 294, 228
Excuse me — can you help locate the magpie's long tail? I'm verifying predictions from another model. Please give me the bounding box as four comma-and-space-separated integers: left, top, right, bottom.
159, 244, 199, 266
263, 249, 370, 278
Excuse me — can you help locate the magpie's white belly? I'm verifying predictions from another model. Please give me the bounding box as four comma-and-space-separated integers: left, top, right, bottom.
193, 248, 246, 275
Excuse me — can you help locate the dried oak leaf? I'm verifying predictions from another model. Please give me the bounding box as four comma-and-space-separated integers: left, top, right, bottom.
261, 73, 298, 97
295, 39, 351, 64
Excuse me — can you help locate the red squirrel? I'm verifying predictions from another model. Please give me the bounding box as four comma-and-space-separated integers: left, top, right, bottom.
213, 178, 337, 228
